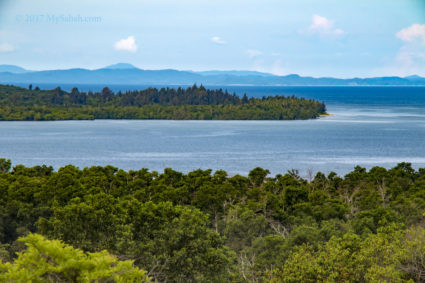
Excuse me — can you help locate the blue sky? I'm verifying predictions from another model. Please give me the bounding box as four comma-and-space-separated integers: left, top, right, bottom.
0, 0, 424, 77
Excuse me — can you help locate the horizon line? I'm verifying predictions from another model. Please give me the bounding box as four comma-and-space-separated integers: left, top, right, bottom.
0, 63, 423, 80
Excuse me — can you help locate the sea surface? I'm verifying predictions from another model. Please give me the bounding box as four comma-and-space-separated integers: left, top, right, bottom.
1, 86, 425, 177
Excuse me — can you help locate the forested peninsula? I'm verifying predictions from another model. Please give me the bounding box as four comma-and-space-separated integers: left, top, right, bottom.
0, 84, 326, 120
1, 159, 425, 282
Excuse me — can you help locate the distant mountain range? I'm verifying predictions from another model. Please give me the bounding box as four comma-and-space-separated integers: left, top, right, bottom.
1, 63, 425, 86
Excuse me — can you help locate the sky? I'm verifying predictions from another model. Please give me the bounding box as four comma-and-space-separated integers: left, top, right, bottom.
0, 0, 424, 78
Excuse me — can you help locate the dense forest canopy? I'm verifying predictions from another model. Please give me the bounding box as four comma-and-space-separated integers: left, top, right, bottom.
1, 159, 425, 282
0, 84, 326, 120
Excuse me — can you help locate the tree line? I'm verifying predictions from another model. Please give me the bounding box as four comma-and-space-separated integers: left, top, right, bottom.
0, 84, 326, 120
1, 159, 425, 281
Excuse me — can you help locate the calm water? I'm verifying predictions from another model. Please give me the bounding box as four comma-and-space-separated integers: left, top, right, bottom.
1, 86, 425, 176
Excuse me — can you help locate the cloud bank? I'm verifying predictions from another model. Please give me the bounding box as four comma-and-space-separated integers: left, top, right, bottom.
114, 36, 138, 52
308, 15, 344, 37
396, 24, 425, 45
376, 23, 425, 76
210, 36, 226, 45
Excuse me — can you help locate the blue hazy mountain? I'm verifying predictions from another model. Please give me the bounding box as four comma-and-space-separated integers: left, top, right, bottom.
0, 63, 424, 86
197, 70, 275, 77
104, 63, 138, 70
0, 64, 31, 73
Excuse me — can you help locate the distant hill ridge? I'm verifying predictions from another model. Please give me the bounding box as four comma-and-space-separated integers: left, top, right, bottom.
0, 63, 424, 86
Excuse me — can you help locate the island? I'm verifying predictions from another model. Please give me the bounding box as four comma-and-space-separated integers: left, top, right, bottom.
0, 84, 326, 120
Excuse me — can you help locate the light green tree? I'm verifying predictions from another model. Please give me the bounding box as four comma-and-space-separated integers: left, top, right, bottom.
0, 233, 150, 282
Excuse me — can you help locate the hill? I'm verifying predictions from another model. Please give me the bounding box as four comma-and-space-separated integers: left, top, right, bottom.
0, 64, 424, 85
0, 64, 30, 74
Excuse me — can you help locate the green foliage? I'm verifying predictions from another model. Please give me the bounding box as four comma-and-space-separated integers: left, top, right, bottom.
0, 159, 11, 174
39, 199, 236, 282
0, 160, 425, 281
0, 84, 326, 120
269, 224, 425, 282
0, 233, 150, 282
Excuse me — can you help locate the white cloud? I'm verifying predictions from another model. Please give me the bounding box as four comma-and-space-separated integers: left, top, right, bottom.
114, 36, 138, 52
396, 24, 425, 45
391, 49, 425, 76
211, 36, 226, 44
245, 49, 262, 58
0, 43, 15, 53
373, 45, 425, 77
308, 15, 344, 37
377, 24, 425, 76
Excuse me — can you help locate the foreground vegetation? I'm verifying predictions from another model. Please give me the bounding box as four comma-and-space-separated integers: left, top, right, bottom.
0, 84, 326, 120
0, 234, 150, 282
1, 159, 425, 282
